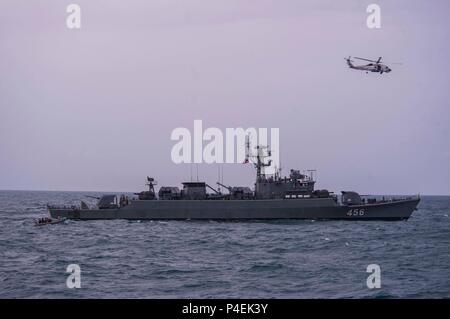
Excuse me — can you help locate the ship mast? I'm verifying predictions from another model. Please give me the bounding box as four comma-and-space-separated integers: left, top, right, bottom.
245, 135, 272, 181
146, 176, 157, 193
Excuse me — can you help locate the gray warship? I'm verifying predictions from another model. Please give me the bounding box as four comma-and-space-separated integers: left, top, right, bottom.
48, 143, 420, 221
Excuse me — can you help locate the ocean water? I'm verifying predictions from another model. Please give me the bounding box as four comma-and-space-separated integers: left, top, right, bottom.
0, 191, 449, 298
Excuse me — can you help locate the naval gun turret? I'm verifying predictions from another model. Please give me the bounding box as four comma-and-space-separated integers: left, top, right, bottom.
341, 191, 363, 205
216, 182, 253, 200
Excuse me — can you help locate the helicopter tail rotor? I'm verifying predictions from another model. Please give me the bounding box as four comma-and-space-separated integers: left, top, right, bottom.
345, 56, 354, 67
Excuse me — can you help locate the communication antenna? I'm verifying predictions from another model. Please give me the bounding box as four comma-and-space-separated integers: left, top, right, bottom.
244, 134, 251, 164
217, 165, 224, 193
307, 169, 317, 181
217, 165, 221, 193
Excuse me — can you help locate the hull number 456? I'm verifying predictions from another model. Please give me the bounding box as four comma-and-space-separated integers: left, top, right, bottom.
347, 208, 365, 216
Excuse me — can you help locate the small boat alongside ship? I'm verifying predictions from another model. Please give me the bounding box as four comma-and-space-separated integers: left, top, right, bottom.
48, 143, 420, 221
34, 217, 66, 226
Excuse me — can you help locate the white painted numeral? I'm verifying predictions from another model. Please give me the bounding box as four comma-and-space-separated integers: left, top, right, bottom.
346, 209, 365, 216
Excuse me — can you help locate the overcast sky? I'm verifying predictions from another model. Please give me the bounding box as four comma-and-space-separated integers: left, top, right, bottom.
0, 0, 449, 194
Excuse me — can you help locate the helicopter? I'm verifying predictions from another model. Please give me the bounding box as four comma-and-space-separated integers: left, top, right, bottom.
345, 56, 400, 74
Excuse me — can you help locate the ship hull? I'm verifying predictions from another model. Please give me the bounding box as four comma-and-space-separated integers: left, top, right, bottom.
49, 197, 420, 221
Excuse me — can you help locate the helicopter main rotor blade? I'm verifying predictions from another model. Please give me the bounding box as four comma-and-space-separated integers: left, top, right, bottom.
354, 57, 378, 63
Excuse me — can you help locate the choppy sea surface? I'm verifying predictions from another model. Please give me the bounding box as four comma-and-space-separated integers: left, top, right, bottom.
0, 191, 449, 298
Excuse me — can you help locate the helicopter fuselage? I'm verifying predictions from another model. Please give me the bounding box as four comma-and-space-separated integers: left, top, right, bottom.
352, 63, 391, 74
346, 57, 392, 74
